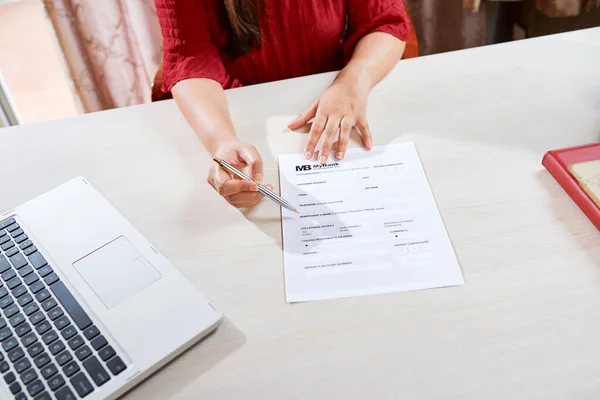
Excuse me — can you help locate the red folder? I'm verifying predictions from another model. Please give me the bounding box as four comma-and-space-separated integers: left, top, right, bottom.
542, 143, 600, 230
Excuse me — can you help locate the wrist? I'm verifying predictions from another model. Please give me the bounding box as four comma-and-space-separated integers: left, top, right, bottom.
336, 61, 372, 88
205, 132, 239, 156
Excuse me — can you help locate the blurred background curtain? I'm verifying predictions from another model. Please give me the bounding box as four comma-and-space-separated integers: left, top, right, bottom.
42, 0, 162, 113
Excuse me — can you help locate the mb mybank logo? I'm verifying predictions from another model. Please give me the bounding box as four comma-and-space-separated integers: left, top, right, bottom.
295, 163, 340, 172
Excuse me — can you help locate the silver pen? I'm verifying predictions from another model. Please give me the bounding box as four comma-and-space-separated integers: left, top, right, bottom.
213, 157, 299, 213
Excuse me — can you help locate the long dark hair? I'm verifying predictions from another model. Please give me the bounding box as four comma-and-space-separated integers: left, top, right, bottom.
222, 0, 262, 57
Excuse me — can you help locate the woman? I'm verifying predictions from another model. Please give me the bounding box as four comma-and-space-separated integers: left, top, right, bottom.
156, 0, 410, 208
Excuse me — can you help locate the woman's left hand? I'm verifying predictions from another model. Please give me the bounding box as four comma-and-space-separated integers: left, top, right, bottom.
288, 66, 373, 164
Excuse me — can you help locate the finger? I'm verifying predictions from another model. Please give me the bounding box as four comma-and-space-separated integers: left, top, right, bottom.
218, 179, 258, 197
211, 167, 232, 192
288, 100, 318, 130
319, 116, 341, 164
239, 145, 264, 182
304, 112, 326, 159
357, 118, 373, 149
227, 191, 264, 207
336, 117, 354, 160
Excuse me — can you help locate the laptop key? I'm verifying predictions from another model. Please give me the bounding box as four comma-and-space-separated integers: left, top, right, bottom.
18, 265, 33, 277
7, 276, 22, 290
18, 286, 33, 307
0, 361, 8, 373
41, 363, 58, 379
91, 335, 108, 350
0, 287, 8, 298
9, 253, 27, 269
15, 321, 32, 337
0, 317, 5, 329
14, 234, 27, 244
56, 386, 76, 400
36, 320, 52, 335
49, 340, 65, 355
10, 312, 26, 327
75, 345, 92, 361
9, 381, 21, 395
62, 360, 80, 378
34, 352, 51, 368
44, 273, 60, 286
0, 295, 14, 308
10, 228, 24, 237
9, 346, 25, 362
54, 315, 70, 330
30, 311, 45, 325
83, 325, 100, 340
30, 280, 44, 294
16, 392, 27, 400
35, 289, 51, 302
1, 268, 16, 281
24, 273, 39, 286
51, 281, 92, 330
106, 356, 126, 375
0, 235, 10, 246
27, 379, 45, 397
24, 246, 37, 257
2, 337, 19, 352
48, 373, 65, 391
42, 298, 57, 311
71, 371, 94, 397
19, 240, 32, 250
68, 334, 84, 350
23, 302, 40, 316
28, 252, 47, 269
0, 327, 12, 341
4, 370, 15, 384
83, 356, 111, 386
1, 218, 16, 228
28, 342, 44, 358
35, 392, 51, 400
5, 247, 19, 257
21, 368, 38, 385
1, 241, 14, 251
56, 350, 72, 366
12, 284, 28, 298
61, 326, 77, 340
14, 357, 31, 373
21, 332, 38, 347
39, 265, 53, 278
48, 307, 64, 321
5, 303, 19, 318
42, 329, 59, 345
0, 255, 10, 273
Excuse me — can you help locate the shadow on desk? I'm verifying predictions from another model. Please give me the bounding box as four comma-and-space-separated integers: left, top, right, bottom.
123, 318, 246, 399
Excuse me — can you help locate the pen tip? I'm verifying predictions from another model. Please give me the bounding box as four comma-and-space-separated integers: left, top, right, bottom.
293, 209, 299, 213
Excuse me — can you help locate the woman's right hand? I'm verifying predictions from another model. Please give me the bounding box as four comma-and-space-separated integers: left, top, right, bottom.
207, 140, 272, 208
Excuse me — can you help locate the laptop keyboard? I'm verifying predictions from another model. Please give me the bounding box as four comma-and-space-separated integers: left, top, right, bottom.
0, 217, 127, 399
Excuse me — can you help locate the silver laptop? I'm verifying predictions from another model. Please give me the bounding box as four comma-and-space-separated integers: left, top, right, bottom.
0, 177, 223, 399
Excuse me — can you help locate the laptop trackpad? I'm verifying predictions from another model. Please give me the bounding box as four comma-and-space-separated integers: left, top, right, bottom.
73, 237, 161, 309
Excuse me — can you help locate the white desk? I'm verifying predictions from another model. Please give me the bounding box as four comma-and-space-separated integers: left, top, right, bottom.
1, 28, 600, 399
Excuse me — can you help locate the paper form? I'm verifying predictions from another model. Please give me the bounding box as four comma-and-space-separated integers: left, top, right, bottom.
279, 142, 464, 303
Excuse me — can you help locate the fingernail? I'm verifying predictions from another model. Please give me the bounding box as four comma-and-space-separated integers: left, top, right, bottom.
304, 151, 312, 159
255, 173, 263, 182
319, 156, 327, 164
366, 139, 373, 149
336, 152, 343, 160
252, 185, 259, 192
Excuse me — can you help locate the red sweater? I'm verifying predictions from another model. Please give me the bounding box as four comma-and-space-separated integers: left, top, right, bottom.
156, 0, 410, 92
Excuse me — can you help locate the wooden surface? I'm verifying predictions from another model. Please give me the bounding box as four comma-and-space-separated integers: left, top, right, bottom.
1, 28, 600, 399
